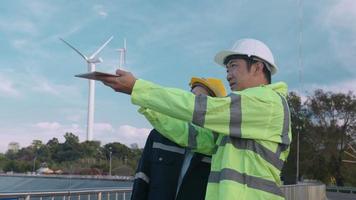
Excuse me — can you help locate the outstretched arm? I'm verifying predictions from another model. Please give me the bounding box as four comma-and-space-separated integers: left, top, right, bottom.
139, 108, 218, 155
99, 69, 290, 145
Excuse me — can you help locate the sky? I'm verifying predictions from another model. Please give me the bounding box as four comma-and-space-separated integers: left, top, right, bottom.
0, 0, 355, 152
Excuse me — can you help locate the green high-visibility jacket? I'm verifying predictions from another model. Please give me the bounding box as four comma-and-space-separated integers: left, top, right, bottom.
131, 79, 292, 200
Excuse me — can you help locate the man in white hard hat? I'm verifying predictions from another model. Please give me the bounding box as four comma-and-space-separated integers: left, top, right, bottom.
98, 38, 291, 200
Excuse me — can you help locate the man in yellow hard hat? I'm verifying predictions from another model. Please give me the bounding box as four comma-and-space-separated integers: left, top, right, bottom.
99, 38, 291, 200
131, 77, 226, 200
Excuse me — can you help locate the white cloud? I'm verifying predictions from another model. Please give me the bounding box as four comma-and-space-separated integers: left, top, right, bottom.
115, 125, 150, 148
92, 123, 150, 148
291, 78, 356, 103
34, 122, 61, 130
93, 5, 108, 18
24, 1, 57, 19
324, 0, 356, 32
32, 122, 83, 136
66, 114, 82, 122
0, 122, 86, 152
0, 18, 38, 36
98, 11, 108, 18
11, 39, 29, 50
308, 79, 356, 94
32, 80, 59, 96
29, 74, 83, 101
94, 122, 114, 132
323, 0, 356, 73
0, 74, 20, 97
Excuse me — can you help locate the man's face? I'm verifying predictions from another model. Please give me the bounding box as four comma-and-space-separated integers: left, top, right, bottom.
191, 85, 210, 96
226, 58, 253, 91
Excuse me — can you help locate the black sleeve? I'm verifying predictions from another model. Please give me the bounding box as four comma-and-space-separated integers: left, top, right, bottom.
130, 130, 154, 200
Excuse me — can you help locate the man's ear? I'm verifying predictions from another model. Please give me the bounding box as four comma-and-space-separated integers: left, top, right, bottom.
252, 62, 264, 75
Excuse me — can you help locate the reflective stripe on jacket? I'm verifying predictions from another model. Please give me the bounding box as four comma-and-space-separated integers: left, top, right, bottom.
132, 79, 292, 200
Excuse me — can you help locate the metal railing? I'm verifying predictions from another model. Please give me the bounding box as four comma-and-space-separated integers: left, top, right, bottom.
0, 173, 133, 181
326, 186, 356, 194
281, 183, 327, 200
0, 188, 132, 200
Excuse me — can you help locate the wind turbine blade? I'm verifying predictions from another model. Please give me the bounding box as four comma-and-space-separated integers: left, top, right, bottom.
90, 36, 114, 59
59, 38, 88, 61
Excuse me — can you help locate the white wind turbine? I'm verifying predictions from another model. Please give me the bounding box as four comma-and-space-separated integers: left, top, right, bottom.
60, 36, 113, 141
116, 38, 127, 68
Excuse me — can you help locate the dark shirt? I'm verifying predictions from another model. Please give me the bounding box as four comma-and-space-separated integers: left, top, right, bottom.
131, 129, 211, 200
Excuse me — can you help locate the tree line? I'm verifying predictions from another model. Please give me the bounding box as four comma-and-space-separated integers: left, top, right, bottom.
0, 132, 142, 176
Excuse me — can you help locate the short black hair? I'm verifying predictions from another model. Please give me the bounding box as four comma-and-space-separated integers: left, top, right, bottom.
224, 55, 271, 84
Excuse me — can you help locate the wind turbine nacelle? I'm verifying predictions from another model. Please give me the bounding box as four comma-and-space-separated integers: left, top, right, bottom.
88, 57, 103, 63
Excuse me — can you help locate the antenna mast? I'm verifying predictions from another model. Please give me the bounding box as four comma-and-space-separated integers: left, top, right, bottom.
296, 0, 304, 184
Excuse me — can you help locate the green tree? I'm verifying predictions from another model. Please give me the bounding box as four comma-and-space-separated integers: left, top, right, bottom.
0, 153, 8, 171
64, 132, 79, 144
3, 160, 32, 172
56, 132, 81, 162
282, 92, 311, 184
305, 90, 356, 186
81, 140, 101, 158
104, 142, 132, 161
31, 140, 43, 150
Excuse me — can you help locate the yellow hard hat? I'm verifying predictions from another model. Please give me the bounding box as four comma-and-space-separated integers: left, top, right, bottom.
190, 77, 227, 97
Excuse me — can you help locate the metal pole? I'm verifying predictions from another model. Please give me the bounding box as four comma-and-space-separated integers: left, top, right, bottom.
109, 147, 112, 176
296, 0, 303, 185
32, 145, 39, 174
98, 192, 102, 200
33, 156, 36, 173
296, 130, 300, 183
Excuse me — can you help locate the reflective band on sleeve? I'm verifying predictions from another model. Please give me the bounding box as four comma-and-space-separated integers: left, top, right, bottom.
201, 156, 212, 164
276, 143, 289, 158
188, 123, 198, 149
135, 172, 150, 184
278, 94, 291, 145
209, 168, 284, 198
152, 142, 185, 154
220, 136, 284, 170
229, 93, 242, 138
192, 95, 208, 127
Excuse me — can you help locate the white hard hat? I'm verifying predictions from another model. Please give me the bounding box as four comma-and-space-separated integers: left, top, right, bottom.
214, 38, 278, 75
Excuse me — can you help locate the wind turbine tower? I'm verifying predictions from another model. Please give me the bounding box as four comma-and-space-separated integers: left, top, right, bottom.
60, 36, 113, 141
117, 39, 127, 68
